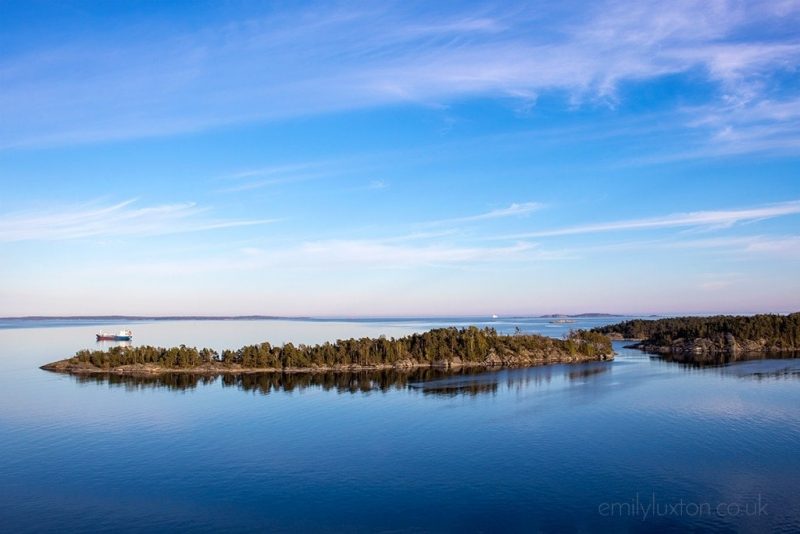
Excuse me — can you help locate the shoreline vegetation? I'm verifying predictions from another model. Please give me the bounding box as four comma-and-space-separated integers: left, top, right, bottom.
41, 327, 613, 376
594, 313, 800, 364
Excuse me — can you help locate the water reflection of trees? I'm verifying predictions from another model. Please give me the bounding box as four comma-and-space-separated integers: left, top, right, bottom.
74, 368, 486, 395
652, 350, 800, 366
74, 372, 216, 392
568, 365, 610, 381
645, 351, 800, 381
71, 362, 619, 396
745, 368, 800, 380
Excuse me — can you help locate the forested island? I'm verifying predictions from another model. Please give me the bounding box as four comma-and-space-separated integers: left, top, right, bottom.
594, 313, 800, 363
41, 327, 613, 376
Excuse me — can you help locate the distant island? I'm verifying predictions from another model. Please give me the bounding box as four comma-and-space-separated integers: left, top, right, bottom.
41, 327, 613, 376
5, 313, 626, 322
538, 313, 624, 318
594, 313, 800, 363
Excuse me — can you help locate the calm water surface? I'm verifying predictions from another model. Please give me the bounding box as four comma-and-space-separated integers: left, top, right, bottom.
1, 318, 799, 533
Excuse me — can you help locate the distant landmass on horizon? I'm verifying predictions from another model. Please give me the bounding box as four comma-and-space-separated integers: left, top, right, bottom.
2, 313, 635, 321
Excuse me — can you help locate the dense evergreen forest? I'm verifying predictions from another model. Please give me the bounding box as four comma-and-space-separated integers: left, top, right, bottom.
594, 313, 800, 353
43, 327, 613, 373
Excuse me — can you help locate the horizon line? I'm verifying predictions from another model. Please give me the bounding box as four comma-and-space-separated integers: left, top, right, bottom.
2, 311, 797, 321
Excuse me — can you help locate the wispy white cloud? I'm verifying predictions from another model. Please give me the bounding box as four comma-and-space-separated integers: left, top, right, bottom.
697, 272, 742, 291
366, 179, 387, 190
615, 234, 800, 261
215, 161, 347, 192
699, 280, 734, 290
501, 200, 800, 239
738, 235, 800, 258
223, 162, 320, 181
84, 199, 798, 274
2, 1, 798, 149
296, 239, 538, 267
674, 96, 800, 158
524, 234, 800, 262
423, 202, 544, 226
348, 178, 391, 191
103, 239, 557, 276
639, 235, 800, 259
0, 199, 274, 242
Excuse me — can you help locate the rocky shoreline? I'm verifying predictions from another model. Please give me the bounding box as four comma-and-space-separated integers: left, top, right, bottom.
623, 336, 798, 365
625, 334, 797, 356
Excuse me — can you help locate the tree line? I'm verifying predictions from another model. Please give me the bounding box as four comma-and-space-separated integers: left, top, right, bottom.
593, 313, 800, 348
71, 326, 612, 370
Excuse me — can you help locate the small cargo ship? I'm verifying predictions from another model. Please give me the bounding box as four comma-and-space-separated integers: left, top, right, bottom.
96, 329, 132, 341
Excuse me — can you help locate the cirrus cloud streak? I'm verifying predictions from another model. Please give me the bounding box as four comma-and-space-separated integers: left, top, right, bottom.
0, 199, 274, 242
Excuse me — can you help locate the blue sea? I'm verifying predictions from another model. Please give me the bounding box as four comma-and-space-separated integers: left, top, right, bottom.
1, 317, 798, 532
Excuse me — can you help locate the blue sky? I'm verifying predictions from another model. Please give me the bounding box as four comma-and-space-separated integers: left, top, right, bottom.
0, 0, 799, 316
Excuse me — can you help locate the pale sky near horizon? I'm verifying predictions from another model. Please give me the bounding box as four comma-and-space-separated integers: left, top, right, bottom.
1, 0, 799, 316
